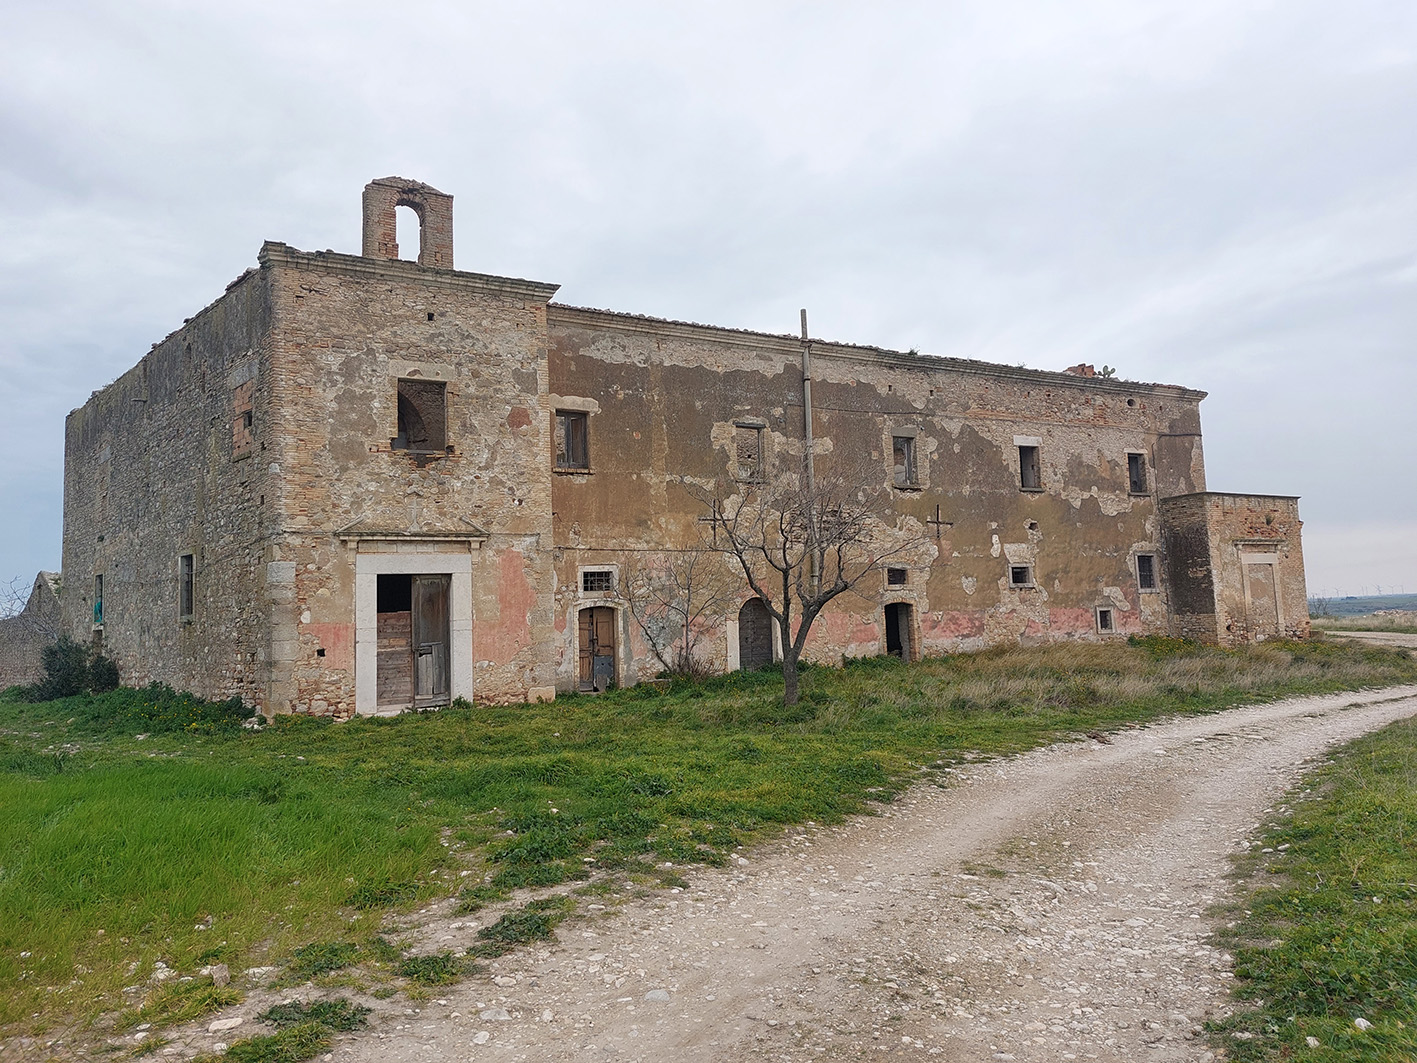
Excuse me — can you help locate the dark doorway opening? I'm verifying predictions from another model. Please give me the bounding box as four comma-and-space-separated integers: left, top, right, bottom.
377, 573, 450, 709
738, 598, 773, 671
578, 606, 616, 692
885, 602, 914, 660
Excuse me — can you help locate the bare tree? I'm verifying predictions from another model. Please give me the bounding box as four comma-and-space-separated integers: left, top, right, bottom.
620, 547, 740, 680
692, 458, 931, 706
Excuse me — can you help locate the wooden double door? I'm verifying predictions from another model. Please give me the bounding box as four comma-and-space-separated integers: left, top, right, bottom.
376, 573, 450, 709
578, 606, 616, 692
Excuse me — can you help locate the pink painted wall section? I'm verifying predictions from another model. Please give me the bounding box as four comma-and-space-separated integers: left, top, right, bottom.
480, 549, 534, 664
306, 622, 354, 672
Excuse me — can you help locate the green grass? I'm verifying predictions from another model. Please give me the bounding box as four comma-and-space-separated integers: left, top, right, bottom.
1212, 715, 1417, 1062
1311, 616, 1417, 635
1, 636, 1414, 1047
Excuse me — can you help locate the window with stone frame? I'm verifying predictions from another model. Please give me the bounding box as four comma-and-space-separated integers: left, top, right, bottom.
581, 569, 615, 594
1096, 606, 1115, 632
886, 567, 908, 587
1137, 553, 1158, 591
555, 410, 590, 469
734, 423, 764, 480
393, 379, 447, 454
1019, 445, 1042, 491
892, 435, 918, 487
1008, 564, 1035, 588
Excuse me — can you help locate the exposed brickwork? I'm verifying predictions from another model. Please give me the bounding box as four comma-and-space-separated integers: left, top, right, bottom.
1159, 493, 1309, 644
361, 177, 454, 269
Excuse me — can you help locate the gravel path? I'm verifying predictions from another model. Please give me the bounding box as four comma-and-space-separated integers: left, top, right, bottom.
323, 684, 1417, 1063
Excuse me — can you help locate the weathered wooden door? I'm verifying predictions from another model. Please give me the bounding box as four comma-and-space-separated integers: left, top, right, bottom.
1245, 563, 1281, 641
412, 574, 450, 707
738, 598, 773, 671
577, 606, 616, 691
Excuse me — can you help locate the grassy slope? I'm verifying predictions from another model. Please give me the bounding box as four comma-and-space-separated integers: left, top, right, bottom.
1212, 715, 1417, 1063
1, 637, 1415, 1043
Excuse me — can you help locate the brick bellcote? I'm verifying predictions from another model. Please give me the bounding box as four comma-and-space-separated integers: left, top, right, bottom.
361, 176, 454, 268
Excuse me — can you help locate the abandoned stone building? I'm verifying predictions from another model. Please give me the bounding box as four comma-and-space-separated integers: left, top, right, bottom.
59, 177, 1309, 717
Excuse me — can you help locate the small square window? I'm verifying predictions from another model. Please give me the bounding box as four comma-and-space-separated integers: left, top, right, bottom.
581, 569, 614, 593
892, 435, 918, 487
556, 411, 589, 469
179, 554, 195, 619
1009, 565, 1034, 588
1019, 445, 1041, 491
1137, 553, 1158, 590
886, 567, 908, 586
394, 378, 447, 454
1096, 607, 1114, 632
1128, 452, 1148, 494
734, 424, 763, 480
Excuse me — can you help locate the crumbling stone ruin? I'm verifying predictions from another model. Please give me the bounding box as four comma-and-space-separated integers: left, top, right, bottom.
59, 177, 1309, 717
0, 572, 61, 688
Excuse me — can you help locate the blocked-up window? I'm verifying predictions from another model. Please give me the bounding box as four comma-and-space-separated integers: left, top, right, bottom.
1009, 564, 1034, 588
1019, 445, 1042, 490
886, 567, 908, 586
555, 411, 589, 469
892, 436, 917, 487
232, 380, 254, 458
93, 574, 104, 626
179, 554, 194, 619
1096, 607, 1114, 632
1137, 553, 1158, 590
1128, 452, 1148, 494
734, 424, 763, 480
581, 569, 614, 594
394, 379, 447, 453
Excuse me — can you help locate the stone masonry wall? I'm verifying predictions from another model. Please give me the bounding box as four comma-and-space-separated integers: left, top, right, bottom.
1203, 494, 1309, 643
61, 269, 277, 704
259, 244, 560, 713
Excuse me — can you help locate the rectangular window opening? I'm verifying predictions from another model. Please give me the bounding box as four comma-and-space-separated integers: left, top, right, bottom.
581, 569, 614, 594
734, 424, 763, 480
93, 574, 104, 626
886, 567, 908, 587
892, 435, 917, 487
1128, 452, 1148, 494
1137, 553, 1157, 590
1009, 565, 1034, 588
179, 554, 195, 619
1019, 445, 1041, 490
393, 378, 448, 454
555, 410, 589, 469
1097, 607, 1114, 632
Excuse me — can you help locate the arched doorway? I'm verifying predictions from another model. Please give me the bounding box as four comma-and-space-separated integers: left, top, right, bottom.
884, 602, 914, 660
737, 598, 773, 671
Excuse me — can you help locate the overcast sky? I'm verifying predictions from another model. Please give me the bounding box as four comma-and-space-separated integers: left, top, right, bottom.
2, 1, 1414, 598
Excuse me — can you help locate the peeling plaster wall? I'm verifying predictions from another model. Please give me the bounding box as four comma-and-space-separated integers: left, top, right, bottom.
547, 306, 1205, 674
1161, 493, 1309, 645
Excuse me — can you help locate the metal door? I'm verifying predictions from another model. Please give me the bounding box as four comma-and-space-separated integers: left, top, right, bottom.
578, 606, 616, 692
412, 574, 451, 707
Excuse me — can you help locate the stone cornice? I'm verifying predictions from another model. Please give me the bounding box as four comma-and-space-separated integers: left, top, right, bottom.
259, 242, 561, 303
547, 304, 1207, 401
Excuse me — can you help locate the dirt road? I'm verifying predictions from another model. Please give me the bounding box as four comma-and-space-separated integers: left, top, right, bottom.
314, 684, 1417, 1063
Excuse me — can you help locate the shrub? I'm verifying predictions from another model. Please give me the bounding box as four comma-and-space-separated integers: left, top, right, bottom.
23, 637, 123, 701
